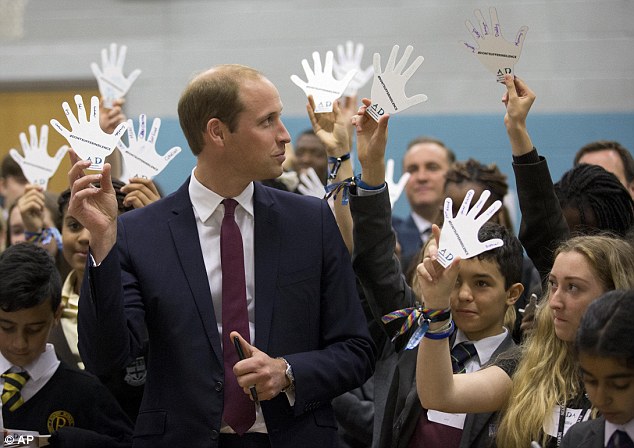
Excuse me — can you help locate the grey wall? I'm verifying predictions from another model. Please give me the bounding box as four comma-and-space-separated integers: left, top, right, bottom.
1, 0, 633, 219
2, 0, 633, 117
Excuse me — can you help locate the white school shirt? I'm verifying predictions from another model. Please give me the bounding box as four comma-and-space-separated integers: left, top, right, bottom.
0, 343, 60, 404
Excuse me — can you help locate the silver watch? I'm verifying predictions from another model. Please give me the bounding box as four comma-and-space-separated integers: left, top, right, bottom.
279, 357, 295, 392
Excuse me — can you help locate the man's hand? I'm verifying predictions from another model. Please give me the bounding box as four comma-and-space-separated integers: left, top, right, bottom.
230, 332, 289, 401
462, 7, 528, 82
67, 150, 119, 263
9, 124, 68, 190
91, 43, 142, 108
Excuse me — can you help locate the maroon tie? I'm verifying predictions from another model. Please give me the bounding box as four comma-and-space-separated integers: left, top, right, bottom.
220, 198, 255, 435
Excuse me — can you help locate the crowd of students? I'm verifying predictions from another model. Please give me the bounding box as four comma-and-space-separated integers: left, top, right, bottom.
0, 65, 632, 448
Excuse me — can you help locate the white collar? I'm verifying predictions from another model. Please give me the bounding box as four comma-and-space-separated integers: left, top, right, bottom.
453, 327, 509, 366
605, 418, 634, 446
0, 343, 60, 382
410, 212, 432, 236
188, 168, 254, 223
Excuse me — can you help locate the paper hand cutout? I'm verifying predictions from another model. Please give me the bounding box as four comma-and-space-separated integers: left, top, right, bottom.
385, 158, 410, 210
297, 168, 326, 199
367, 45, 428, 122
437, 189, 504, 268
9, 125, 68, 190
291, 51, 357, 113
462, 7, 528, 82
117, 114, 181, 182
334, 41, 374, 97
50, 95, 127, 171
91, 43, 142, 108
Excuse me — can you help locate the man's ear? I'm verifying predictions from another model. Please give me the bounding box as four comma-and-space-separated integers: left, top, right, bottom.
505, 282, 524, 307
205, 118, 226, 146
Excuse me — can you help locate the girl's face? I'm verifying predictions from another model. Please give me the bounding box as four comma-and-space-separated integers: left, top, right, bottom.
579, 353, 634, 425
548, 251, 607, 342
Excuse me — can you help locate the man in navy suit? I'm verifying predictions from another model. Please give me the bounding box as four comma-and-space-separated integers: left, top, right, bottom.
392, 137, 454, 272
69, 64, 375, 447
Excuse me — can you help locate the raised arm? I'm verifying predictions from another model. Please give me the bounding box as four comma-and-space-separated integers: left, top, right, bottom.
67, 150, 119, 264
348, 100, 420, 348
416, 228, 513, 413
502, 75, 569, 279
306, 95, 354, 252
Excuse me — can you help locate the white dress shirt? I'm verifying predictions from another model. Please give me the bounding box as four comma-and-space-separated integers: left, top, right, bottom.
188, 171, 267, 434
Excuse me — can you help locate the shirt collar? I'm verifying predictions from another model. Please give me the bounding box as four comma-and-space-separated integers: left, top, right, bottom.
410, 212, 432, 236
188, 168, 254, 222
605, 418, 634, 446
0, 344, 60, 382
453, 327, 509, 366
61, 270, 80, 310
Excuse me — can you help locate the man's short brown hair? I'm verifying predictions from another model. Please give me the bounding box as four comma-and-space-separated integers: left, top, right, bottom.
177, 64, 262, 156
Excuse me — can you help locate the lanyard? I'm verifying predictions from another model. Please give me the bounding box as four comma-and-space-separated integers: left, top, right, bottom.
556, 403, 590, 447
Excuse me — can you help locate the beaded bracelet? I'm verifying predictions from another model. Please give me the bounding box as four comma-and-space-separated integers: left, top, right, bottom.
423, 320, 455, 340
327, 153, 351, 180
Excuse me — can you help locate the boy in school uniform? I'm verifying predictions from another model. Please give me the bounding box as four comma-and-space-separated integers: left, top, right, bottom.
0, 243, 133, 447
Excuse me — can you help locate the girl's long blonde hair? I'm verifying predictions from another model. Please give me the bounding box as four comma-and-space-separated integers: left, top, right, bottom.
496, 235, 634, 447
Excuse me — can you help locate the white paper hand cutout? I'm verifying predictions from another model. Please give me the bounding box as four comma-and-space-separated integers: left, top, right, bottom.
50, 95, 127, 171
385, 158, 410, 210
297, 168, 326, 199
462, 7, 528, 82
368, 45, 428, 122
334, 41, 374, 97
91, 43, 142, 108
437, 189, 503, 268
9, 125, 68, 190
291, 51, 357, 113
117, 114, 182, 182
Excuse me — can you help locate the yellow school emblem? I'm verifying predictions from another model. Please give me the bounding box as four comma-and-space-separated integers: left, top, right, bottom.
47, 410, 75, 432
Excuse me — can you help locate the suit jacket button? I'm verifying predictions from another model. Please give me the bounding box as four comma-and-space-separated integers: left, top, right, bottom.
215, 381, 223, 392
210, 430, 219, 440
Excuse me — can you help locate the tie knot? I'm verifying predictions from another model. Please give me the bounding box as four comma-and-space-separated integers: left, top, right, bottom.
222, 198, 238, 217
2, 371, 29, 389
609, 430, 634, 448
450, 342, 478, 374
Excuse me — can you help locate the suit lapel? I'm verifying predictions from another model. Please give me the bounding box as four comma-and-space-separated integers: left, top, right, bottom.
167, 180, 223, 366
252, 183, 280, 354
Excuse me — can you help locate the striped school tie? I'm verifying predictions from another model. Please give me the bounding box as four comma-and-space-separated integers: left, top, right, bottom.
450, 342, 478, 374
2, 371, 30, 412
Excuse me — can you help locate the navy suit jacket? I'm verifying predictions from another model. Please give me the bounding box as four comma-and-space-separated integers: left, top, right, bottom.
78, 180, 375, 448
560, 417, 605, 448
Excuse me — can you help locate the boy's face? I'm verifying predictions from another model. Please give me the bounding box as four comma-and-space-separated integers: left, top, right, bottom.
61, 209, 90, 274
450, 258, 520, 341
579, 353, 634, 425
0, 299, 61, 367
